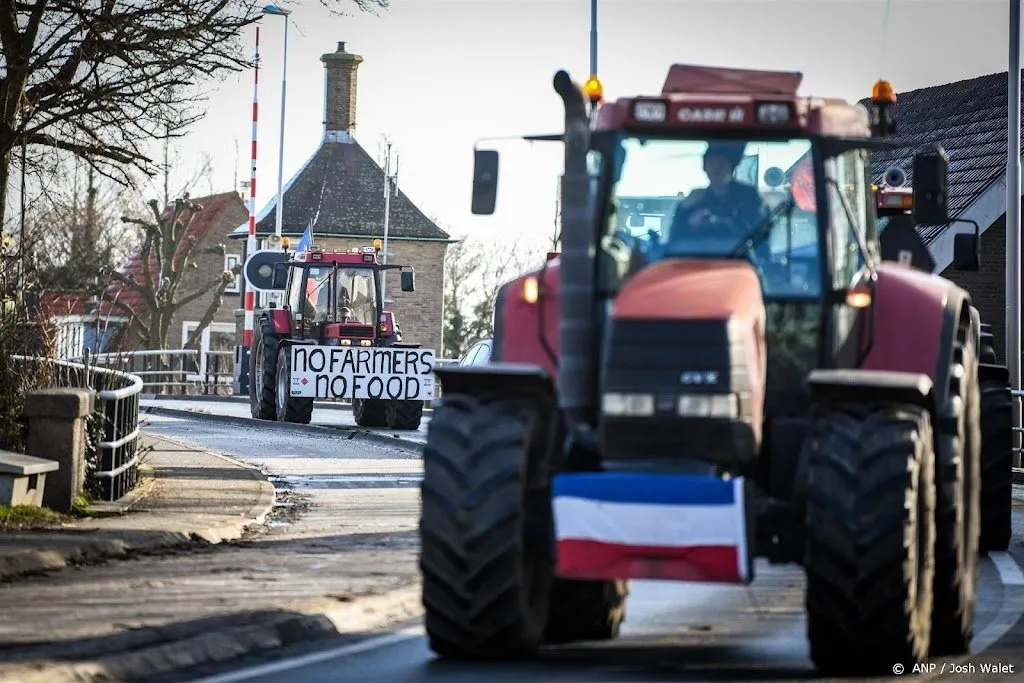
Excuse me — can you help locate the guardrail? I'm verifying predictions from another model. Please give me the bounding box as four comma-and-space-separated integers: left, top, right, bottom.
1008, 390, 1024, 473
73, 349, 233, 396
13, 354, 144, 501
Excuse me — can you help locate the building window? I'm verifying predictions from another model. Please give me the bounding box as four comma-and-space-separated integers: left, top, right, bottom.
225, 253, 242, 293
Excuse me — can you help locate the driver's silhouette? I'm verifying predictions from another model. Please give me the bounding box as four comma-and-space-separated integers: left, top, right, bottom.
669, 141, 768, 239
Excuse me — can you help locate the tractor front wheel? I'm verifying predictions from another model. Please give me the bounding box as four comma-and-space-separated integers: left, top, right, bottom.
979, 378, 1013, 552
275, 346, 313, 424
386, 399, 423, 430
804, 403, 936, 675
420, 394, 553, 659
352, 397, 388, 427
249, 317, 279, 421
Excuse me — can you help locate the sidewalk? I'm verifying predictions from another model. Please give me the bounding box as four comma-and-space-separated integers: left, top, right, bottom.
0, 434, 275, 581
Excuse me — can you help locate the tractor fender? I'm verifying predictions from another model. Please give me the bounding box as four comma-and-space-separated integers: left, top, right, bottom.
269, 308, 292, 336
860, 262, 971, 411
434, 362, 558, 489
491, 265, 560, 378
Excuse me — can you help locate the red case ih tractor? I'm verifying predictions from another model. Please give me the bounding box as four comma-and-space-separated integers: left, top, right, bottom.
248, 240, 426, 429
418, 65, 1015, 675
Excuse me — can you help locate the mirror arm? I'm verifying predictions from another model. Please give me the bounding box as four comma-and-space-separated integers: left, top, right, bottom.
948, 217, 980, 240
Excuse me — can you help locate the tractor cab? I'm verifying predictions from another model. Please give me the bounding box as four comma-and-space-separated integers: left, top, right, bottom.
271, 241, 416, 347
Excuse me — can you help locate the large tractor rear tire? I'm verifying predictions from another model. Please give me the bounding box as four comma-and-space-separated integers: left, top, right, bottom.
544, 579, 628, 644
420, 394, 553, 659
979, 378, 1013, 552
804, 403, 936, 676
930, 324, 981, 656
275, 346, 313, 424
249, 317, 279, 421
386, 399, 423, 430
352, 397, 388, 428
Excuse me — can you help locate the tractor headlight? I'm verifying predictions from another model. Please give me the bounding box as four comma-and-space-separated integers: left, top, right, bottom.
602, 392, 655, 417
677, 393, 738, 418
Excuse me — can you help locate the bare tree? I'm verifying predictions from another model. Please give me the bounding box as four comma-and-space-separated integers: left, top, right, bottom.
102, 194, 240, 350
0, 0, 390, 228
443, 234, 545, 358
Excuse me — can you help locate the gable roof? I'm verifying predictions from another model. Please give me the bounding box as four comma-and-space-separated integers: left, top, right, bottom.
231, 139, 452, 241
859, 71, 1022, 243
105, 192, 247, 316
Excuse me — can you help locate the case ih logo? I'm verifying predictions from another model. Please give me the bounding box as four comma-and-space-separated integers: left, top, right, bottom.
676, 106, 746, 124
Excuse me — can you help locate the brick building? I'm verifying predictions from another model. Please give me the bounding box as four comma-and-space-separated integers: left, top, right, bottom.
862, 71, 1024, 364
105, 192, 250, 372
230, 42, 453, 355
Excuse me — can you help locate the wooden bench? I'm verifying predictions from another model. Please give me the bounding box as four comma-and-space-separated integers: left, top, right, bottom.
0, 450, 59, 507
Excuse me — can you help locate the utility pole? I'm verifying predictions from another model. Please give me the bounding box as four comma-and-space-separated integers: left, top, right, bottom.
381, 143, 398, 302
1008, 0, 1022, 446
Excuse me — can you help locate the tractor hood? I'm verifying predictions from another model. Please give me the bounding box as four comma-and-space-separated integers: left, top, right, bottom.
612, 258, 766, 324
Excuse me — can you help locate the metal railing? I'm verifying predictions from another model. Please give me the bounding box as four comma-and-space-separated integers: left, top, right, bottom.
73, 349, 234, 396
13, 354, 144, 501
1008, 390, 1024, 472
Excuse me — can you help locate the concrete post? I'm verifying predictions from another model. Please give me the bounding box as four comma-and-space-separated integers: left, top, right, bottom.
24, 388, 95, 512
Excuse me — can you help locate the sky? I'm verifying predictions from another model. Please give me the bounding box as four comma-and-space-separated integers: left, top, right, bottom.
165, 0, 1014, 252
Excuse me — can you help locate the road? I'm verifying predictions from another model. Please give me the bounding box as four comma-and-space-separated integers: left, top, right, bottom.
133, 410, 1024, 683
140, 397, 430, 443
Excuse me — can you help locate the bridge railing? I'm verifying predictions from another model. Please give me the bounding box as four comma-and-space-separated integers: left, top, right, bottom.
73, 349, 234, 396
13, 354, 144, 501
1008, 390, 1024, 475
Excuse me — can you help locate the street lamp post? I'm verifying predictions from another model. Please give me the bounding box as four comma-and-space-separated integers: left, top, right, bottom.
1008, 0, 1022, 447
263, 4, 291, 240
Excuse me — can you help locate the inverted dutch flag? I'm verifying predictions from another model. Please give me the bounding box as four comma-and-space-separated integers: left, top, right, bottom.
295, 223, 313, 252
552, 472, 751, 584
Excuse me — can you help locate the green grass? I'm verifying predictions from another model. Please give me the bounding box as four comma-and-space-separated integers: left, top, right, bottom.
0, 504, 64, 530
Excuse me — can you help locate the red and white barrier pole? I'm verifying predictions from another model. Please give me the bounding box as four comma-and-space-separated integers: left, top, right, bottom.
244, 26, 260, 347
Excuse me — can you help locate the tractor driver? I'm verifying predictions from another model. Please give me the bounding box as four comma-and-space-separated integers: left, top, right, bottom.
667, 141, 769, 242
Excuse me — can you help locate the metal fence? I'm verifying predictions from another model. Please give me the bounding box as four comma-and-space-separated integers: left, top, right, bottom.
1008, 390, 1024, 473
13, 354, 144, 501
74, 349, 234, 396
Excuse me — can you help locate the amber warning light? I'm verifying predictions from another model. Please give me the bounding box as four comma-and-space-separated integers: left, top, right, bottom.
872, 79, 896, 105
583, 76, 603, 103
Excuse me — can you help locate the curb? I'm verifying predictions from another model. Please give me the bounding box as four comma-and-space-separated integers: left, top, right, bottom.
0, 454, 276, 582
141, 405, 426, 451
0, 585, 424, 683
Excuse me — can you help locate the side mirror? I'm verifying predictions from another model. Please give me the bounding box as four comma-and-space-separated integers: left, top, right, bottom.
628, 213, 645, 228
272, 262, 289, 289
471, 149, 499, 215
952, 232, 980, 271
763, 166, 785, 188
400, 269, 415, 292
911, 145, 949, 225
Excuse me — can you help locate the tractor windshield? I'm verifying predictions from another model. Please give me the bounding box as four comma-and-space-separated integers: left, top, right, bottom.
336, 267, 377, 325
607, 136, 820, 298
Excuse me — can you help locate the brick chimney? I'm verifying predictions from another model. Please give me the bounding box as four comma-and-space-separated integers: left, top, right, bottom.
321, 41, 363, 143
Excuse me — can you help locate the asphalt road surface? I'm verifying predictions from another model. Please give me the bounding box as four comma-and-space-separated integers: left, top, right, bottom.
145, 412, 1024, 683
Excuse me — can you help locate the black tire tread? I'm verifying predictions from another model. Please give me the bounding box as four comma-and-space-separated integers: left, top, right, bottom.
930, 323, 980, 656
353, 397, 388, 427
979, 379, 1013, 552
387, 399, 423, 430
544, 579, 628, 644
419, 394, 549, 659
804, 403, 936, 675
250, 317, 278, 421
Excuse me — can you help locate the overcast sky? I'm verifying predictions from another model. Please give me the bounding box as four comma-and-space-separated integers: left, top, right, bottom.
170, 0, 1012, 248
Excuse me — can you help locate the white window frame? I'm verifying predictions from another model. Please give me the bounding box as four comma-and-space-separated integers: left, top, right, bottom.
225, 253, 242, 294
181, 321, 237, 380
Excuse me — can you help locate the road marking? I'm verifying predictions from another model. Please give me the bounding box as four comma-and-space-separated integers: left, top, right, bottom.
989, 551, 1024, 585
187, 627, 425, 683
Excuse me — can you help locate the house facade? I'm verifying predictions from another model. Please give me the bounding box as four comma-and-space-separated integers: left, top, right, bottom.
230, 42, 453, 389
105, 191, 249, 374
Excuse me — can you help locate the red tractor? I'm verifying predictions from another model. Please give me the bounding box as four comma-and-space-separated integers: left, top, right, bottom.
418, 65, 1011, 674
248, 240, 425, 430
